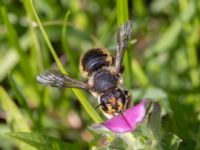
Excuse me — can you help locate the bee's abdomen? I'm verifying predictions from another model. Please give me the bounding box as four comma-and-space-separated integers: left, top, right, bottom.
93, 69, 117, 93
80, 48, 112, 76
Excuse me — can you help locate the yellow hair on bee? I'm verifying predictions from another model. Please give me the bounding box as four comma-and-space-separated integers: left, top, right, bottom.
117, 99, 123, 111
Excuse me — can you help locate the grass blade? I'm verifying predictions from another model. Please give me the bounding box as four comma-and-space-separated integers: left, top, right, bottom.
0, 87, 30, 132
0, 49, 19, 82
61, 11, 78, 76
1, 6, 29, 75
8, 132, 82, 150
132, 60, 150, 87
27, 0, 102, 123
116, 0, 132, 88
8, 73, 33, 122
116, 0, 149, 88
0, 87, 35, 150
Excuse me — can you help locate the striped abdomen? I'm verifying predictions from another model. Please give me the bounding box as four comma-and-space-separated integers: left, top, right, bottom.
80, 48, 112, 77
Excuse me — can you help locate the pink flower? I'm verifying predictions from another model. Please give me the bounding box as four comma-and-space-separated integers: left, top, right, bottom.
92, 100, 148, 133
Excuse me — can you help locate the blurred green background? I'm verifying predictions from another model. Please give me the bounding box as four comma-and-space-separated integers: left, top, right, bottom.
0, 0, 200, 149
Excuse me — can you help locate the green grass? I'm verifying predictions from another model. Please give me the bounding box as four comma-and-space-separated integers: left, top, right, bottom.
0, 0, 199, 149
29, 0, 102, 123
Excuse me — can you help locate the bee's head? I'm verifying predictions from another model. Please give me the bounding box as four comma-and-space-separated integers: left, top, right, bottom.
98, 88, 131, 118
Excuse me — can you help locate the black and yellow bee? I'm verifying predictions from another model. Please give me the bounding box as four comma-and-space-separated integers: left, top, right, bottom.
37, 21, 132, 118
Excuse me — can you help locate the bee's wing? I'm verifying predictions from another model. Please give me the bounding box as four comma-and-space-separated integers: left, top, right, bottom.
115, 21, 132, 74
37, 71, 90, 90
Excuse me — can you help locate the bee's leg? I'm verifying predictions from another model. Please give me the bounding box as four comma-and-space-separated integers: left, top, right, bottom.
112, 55, 124, 74
112, 56, 116, 65
124, 90, 132, 110
115, 65, 124, 79
119, 65, 124, 74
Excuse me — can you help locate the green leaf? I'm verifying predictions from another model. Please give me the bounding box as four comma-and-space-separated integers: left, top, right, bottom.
148, 102, 161, 137
7, 132, 81, 150
1, 6, 29, 74
161, 133, 182, 150
178, 138, 197, 150
133, 0, 147, 17
109, 137, 128, 150
8, 73, 33, 121
0, 87, 35, 150
145, 20, 182, 58
116, 0, 128, 26
0, 87, 30, 132
90, 134, 112, 150
1, 7, 22, 55
132, 87, 171, 116
132, 60, 150, 87
134, 87, 167, 100
146, 0, 196, 59
61, 10, 77, 76
0, 131, 16, 150
0, 49, 19, 82
150, 0, 174, 13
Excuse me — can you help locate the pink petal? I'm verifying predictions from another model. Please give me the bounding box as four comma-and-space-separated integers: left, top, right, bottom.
101, 100, 148, 133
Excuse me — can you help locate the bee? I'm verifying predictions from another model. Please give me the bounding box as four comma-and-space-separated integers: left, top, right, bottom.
37, 21, 132, 118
